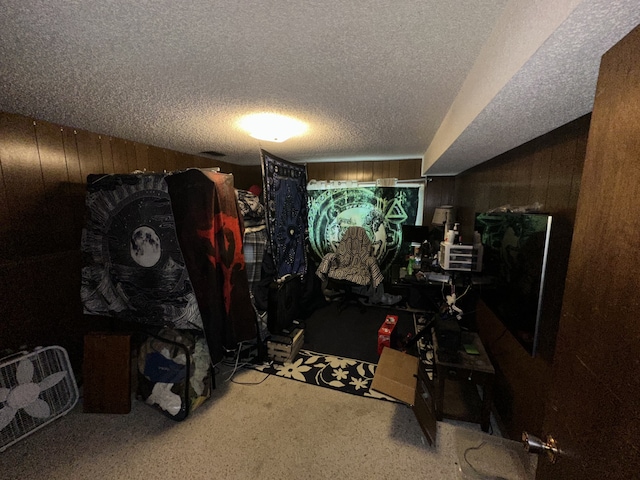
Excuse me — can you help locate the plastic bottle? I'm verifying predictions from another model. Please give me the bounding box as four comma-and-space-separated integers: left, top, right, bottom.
453, 223, 460, 244
407, 255, 415, 276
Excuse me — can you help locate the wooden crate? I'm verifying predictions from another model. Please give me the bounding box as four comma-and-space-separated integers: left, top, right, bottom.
267, 328, 304, 363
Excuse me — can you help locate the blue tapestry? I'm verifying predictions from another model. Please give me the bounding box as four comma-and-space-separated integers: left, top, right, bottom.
261, 150, 309, 278
307, 185, 422, 273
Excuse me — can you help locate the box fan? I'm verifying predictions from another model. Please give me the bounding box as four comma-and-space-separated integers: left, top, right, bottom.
0, 346, 79, 452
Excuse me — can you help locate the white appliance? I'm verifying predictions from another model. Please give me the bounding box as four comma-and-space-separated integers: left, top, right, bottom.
0, 346, 79, 452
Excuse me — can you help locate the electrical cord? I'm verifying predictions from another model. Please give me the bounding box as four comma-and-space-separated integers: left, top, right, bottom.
455, 283, 472, 301
463, 441, 508, 480
213, 338, 275, 385
230, 371, 271, 386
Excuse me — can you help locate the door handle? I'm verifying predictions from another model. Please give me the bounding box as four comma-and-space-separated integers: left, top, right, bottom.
522, 431, 559, 464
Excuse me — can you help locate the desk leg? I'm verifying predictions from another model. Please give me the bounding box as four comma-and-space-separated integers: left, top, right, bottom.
480, 379, 494, 432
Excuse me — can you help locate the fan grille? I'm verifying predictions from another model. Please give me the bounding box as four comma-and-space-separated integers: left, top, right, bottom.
0, 346, 79, 452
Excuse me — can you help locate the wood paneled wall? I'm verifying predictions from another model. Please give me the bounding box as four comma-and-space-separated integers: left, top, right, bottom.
423, 176, 456, 229
452, 114, 591, 439
306, 159, 422, 184
454, 116, 588, 236
0, 111, 254, 371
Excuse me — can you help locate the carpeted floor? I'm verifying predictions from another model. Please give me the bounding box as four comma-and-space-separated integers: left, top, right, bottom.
0, 367, 473, 480
300, 301, 418, 365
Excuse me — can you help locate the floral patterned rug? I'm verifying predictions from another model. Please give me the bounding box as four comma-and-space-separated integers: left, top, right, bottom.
251, 350, 400, 403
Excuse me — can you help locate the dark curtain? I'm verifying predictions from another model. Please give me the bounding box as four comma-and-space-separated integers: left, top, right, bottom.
165, 169, 257, 363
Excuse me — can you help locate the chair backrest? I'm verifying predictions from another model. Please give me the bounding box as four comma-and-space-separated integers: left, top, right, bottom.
335, 226, 372, 265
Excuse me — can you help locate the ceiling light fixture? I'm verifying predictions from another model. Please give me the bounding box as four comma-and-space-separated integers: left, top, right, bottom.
238, 113, 308, 143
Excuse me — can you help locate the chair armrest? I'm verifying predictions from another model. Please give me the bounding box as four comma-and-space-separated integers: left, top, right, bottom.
316, 252, 338, 279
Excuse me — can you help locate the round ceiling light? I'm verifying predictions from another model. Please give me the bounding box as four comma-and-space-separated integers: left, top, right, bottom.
238, 113, 308, 143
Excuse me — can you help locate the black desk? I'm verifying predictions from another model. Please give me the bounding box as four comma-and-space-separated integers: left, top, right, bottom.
390, 274, 448, 311
431, 330, 495, 432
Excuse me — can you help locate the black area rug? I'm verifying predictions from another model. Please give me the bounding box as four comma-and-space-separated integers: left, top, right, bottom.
301, 301, 417, 365
252, 350, 399, 402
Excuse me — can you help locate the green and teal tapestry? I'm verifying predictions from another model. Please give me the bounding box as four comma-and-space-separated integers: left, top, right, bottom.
307, 185, 422, 273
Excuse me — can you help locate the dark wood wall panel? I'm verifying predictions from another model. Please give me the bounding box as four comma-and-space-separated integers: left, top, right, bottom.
0, 115, 44, 225
147, 145, 166, 173
306, 158, 422, 183
452, 114, 591, 440
61, 128, 83, 185
0, 114, 48, 258
236, 165, 263, 190
76, 130, 104, 180
424, 176, 456, 228
109, 137, 130, 174
34, 122, 78, 252
35, 122, 70, 194
99, 135, 115, 174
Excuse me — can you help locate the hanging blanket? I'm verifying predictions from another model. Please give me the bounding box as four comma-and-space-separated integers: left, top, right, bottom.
80, 173, 203, 329
261, 150, 309, 278
165, 169, 257, 364
316, 226, 384, 289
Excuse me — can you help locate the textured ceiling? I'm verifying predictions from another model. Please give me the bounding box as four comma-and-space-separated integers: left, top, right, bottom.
0, 1, 639, 175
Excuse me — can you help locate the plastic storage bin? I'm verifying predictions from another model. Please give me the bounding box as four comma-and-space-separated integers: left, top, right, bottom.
439, 242, 483, 272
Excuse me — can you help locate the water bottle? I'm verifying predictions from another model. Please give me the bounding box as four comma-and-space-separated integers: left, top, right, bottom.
453, 223, 461, 244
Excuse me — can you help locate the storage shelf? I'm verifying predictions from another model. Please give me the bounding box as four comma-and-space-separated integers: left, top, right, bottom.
439, 242, 483, 272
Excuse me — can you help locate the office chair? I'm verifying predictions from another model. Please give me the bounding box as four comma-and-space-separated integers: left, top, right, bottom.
316, 226, 384, 312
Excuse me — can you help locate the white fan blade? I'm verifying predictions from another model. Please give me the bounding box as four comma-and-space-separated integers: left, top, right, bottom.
16, 359, 34, 385
23, 398, 51, 418
38, 371, 67, 391
0, 406, 18, 430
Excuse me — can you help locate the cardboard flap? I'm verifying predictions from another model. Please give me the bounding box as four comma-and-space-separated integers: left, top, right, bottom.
371, 347, 418, 405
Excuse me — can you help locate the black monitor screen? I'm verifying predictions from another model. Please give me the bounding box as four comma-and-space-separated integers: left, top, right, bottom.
475, 212, 552, 356
401, 224, 430, 244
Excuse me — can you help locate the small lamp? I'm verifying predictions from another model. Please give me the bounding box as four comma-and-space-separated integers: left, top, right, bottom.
432, 206, 456, 237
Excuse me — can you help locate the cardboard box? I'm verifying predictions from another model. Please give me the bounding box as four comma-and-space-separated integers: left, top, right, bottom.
377, 314, 398, 355
371, 346, 418, 405
372, 347, 438, 446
